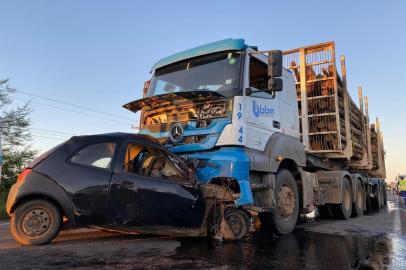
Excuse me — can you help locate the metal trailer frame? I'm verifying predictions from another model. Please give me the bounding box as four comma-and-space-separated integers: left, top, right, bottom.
283, 42, 386, 178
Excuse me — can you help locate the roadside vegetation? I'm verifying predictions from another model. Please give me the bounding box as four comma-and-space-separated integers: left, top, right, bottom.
0, 79, 36, 218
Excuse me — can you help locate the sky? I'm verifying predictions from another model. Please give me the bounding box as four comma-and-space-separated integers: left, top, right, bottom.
1, 0, 405, 180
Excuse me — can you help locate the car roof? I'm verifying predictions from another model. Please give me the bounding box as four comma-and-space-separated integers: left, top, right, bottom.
69, 132, 161, 147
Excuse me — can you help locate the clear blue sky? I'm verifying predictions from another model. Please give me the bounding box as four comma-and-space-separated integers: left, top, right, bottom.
1, 0, 405, 180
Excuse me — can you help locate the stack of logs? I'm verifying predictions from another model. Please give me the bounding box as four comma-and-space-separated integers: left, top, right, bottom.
370, 124, 380, 169
283, 43, 373, 162
349, 98, 365, 159
288, 62, 365, 158
290, 61, 347, 152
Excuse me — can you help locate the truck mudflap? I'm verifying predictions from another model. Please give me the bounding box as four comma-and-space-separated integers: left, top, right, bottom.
301, 169, 327, 209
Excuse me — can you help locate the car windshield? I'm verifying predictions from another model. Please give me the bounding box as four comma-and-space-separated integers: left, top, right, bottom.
147, 51, 242, 97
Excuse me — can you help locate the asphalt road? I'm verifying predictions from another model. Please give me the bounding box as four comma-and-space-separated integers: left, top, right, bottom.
1, 194, 406, 269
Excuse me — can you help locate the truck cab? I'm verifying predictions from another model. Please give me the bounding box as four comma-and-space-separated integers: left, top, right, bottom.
124, 38, 307, 234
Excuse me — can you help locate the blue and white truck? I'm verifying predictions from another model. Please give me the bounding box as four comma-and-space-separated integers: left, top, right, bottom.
124, 39, 387, 236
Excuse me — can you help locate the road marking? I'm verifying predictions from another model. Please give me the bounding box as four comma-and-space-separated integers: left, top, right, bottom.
0, 222, 10, 226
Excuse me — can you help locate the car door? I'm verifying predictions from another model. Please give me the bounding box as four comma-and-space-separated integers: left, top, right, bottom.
109, 141, 206, 229
66, 141, 118, 224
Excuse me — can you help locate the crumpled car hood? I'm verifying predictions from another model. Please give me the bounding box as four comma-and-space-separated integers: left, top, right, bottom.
123, 90, 226, 113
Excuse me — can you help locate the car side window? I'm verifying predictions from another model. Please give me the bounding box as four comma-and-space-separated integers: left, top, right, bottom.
123, 143, 188, 183
70, 142, 116, 169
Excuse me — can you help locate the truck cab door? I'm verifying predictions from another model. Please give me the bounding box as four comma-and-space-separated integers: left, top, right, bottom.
110, 142, 206, 230
245, 55, 281, 150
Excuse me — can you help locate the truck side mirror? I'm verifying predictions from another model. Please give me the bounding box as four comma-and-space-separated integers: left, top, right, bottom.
268, 78, 283, 92
268, 50, 283, 93
268, 50, 283, 77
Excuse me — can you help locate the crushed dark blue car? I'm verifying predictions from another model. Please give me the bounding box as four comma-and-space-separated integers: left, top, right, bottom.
6, 133, 250, 245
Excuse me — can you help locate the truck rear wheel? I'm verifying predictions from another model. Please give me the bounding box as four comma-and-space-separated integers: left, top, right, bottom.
352, 180, 364, 217
373, 185, 382, 210
333, 178, 352, 219
10, 199, 62, 246
379, 185, 385, 208
383, 185, 388, 206
260, 169, 299, 235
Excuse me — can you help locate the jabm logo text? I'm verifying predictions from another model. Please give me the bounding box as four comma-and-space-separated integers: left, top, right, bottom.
253, 100, 275, 117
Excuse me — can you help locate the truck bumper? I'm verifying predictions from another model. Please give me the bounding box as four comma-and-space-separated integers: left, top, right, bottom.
183, 146, 253, 207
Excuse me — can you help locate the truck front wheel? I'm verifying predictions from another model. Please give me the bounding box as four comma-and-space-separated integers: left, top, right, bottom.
260, 169, 299, 235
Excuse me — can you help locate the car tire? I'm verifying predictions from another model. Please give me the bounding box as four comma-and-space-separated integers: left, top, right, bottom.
10, 199, 61, 246
224, 208, 250, 240
260, 169, 299, 235
352, 180, 364, 217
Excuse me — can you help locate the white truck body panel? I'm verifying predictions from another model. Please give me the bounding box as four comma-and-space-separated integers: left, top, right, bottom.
216, 53, 300, 151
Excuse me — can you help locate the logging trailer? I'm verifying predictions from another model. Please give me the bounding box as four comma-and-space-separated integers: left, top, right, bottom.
124, 39, 387, 235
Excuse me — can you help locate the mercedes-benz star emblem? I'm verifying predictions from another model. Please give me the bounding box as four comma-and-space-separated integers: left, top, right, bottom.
169, 123, 184, 144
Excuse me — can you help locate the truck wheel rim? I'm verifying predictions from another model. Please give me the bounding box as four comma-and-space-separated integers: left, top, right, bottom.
21, 208, 51, 238
278, 185, 296, 219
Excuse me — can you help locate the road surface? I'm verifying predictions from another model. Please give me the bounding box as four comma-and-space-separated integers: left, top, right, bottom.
1, 194, 405, 269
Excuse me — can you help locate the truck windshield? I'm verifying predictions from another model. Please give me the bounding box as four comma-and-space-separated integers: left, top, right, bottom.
147, 51, 242, 97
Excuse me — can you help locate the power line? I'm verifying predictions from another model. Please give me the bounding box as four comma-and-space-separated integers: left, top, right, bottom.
32, 135, 67, 141
14, 89, 134, 121
31, 128, 76, 136
31, 130, 71, 139
11, 96, 132, 126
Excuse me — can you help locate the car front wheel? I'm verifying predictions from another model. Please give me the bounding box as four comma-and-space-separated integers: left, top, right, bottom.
10, 199, 62, 246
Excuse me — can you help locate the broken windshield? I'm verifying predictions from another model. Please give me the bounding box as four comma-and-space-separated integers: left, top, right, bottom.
147, 51, 242, 97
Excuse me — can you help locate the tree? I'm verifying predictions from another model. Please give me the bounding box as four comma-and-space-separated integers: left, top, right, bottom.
0, 79, 36, 192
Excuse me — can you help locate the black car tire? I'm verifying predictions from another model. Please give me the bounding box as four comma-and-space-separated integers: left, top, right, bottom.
224, 208, 250, 241
10, 199, 61, 246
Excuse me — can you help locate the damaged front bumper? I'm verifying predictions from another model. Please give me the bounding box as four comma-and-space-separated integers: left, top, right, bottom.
183, 146, 254, 207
